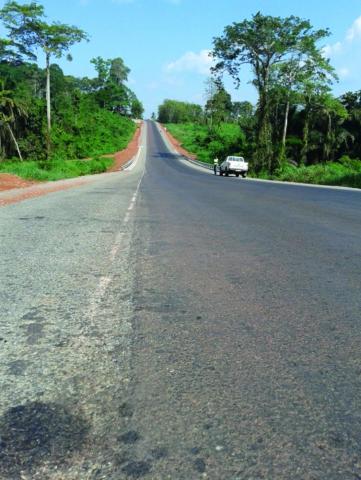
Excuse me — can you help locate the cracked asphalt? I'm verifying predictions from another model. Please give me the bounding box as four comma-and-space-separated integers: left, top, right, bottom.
0, 120, 361, 479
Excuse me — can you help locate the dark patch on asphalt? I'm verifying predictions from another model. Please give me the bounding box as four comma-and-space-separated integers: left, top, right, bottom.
115, 453, 130, 466
190, 447, 201, 455
7, 360, 27, 376
194, 458, 206, 473
122, 460, 151, 478
0, 401, 89, 476
119, 430, 140, 445
150, 447, 168, 460
21, 307, 46, 322
21, 322, 45, 345
203, 423, 213, 430
119, 402, 134, 418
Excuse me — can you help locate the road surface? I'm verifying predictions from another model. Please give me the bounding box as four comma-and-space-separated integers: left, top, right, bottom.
0, 121, 360, 479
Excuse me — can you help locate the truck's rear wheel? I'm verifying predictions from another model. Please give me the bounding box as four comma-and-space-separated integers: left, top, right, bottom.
236, 173, 240, 177
242, 173, 247, 178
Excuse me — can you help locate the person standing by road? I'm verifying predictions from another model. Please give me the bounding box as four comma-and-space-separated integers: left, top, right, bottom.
213, 157, 219, 175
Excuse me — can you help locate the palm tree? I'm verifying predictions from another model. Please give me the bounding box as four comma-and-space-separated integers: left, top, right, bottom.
0, 81, 27, 161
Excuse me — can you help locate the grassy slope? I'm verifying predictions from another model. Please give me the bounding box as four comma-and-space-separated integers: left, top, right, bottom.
0, 115, 137, 182
0, 157, 114, 182
166, 122, 361, 189
166, 123, 211, 162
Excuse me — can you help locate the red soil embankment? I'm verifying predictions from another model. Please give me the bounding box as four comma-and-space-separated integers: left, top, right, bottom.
107, 122, 142, 172
0, 173, 35, 192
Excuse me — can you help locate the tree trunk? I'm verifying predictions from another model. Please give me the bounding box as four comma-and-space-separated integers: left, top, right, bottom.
7, 124, 23, 161
46, 52, 51, 160
279, 100, 290, 168
324, 113, 332, 162
301, 107, 310, 165
281, 100, 290, 150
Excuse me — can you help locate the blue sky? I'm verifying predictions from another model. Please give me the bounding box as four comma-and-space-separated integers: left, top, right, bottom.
1, 0, 361, 117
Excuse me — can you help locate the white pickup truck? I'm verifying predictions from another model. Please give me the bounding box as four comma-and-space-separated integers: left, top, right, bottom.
219, 156, 248, 178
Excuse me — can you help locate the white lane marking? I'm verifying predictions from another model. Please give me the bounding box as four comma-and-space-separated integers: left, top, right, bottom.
80, 127, 147, 340
108, 150, 145, 264
86, 275, 112, 321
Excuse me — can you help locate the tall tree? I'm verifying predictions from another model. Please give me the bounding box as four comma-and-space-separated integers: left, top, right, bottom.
0, 80, 27, 160
205, 84, 233, 125
109, 57, 130, 85
0, 1, 89, 158
212, 12, 331, 172
272, 55, 335, 166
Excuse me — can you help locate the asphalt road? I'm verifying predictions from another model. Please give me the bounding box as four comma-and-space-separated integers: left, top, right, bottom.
0, 121, 361, 479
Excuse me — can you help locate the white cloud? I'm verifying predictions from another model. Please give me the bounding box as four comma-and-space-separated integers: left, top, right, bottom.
322, 16, 361, 60
346, 16, 361, 42
165, 49, 213, 75
322, 41, 342, 58
338, 67, 350, 79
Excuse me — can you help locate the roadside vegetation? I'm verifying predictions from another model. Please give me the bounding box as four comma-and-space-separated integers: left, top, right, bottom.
0, 156, 114, 181
159, 13, 361, 189
0, 1, 143, 180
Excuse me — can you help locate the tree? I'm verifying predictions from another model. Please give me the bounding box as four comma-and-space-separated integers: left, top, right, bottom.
231, 101, 253, 122
272, 55, 335, 166
90, 56, 140, 116
130, 96, 144, 119
0, 80, 27, 160
158, 99, 203, 124
317, 93, 347, 162
0, 1, 89, 158
212, 12, 331, 172
204, 83, 233, 125
91, 56, 111, 90
109, 57, 130, 85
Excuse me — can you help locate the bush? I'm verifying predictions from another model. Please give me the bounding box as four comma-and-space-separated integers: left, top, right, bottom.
51, 107, 136, 160
260, 160, 361, 189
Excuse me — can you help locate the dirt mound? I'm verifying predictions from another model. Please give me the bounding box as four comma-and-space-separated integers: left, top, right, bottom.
0, 173, 35, 192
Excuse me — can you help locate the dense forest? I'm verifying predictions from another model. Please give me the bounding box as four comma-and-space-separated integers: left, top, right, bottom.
0, 1, 143, 179
159, 13, 361, 188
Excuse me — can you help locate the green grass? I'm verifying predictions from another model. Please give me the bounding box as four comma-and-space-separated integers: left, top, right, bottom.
166, 123, 211, 161
0, 156, 114, 182
253, 157, 361, 189
166, 122, 246, 163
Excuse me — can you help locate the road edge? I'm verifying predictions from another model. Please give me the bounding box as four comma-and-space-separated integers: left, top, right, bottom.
156, 122, 361, 193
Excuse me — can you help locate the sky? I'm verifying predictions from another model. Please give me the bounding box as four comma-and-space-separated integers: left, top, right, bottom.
1, 0, 361, 117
